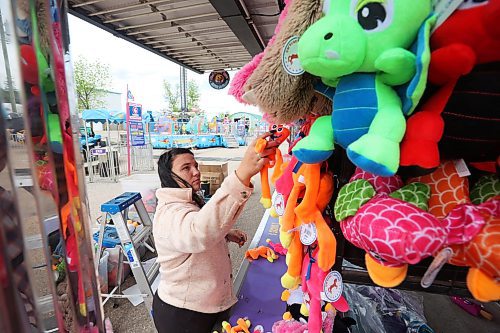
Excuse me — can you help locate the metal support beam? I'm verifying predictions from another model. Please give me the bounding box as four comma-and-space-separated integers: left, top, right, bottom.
154, 37, 239, 48
208, 0, 265, 56
144, 31, 234, 45
174, 51, 249, 59
167, 47, 248, 56
129, 20, 226, 37
136, 26, 230, 41
116, 12, 219, 31
103, 2, 210, 24
72, 0, 107, 7
68, 7, 203, 74
158, 42, 242, 52
88, 0, 174, 16
184, 55, 250, 64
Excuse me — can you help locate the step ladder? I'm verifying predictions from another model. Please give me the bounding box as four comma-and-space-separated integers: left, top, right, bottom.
95, 192, 159, 314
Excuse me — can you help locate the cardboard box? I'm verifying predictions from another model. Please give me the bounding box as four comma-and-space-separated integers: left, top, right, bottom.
199, 162, 228, 195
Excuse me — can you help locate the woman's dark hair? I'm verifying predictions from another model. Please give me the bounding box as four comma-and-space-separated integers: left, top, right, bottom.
158, 148, 205, 208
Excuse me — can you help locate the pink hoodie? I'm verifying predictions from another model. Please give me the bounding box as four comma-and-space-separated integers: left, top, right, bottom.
153, 172, 253, 313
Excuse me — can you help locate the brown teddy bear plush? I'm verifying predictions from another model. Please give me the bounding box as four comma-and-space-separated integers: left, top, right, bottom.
243, 0, 331, 123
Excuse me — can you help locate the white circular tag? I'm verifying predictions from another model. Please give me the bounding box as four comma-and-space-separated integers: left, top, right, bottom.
273, 193, 285, 216
282, 36, 305, 76
323, 271, 343, 302
300, 223, 317, 245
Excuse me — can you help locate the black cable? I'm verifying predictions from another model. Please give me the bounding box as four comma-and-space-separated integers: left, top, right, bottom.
220, 9, 283, 19
250, 12, 281, 17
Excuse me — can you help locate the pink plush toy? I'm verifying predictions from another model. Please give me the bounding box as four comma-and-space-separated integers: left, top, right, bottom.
272, 310, 335, 333
334, 168, 499, 288
300, 246, 349, 333
266, 239, 288, 256
228, 0, 291, 103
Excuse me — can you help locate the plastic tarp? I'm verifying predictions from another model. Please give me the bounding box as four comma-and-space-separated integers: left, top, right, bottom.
81, 109, 111, 123
81, 109, 125, 124
109, 111, 126, 124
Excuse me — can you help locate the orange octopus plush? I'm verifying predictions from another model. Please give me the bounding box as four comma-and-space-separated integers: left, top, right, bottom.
280, 163, 336, 289
255, 124, 290, 208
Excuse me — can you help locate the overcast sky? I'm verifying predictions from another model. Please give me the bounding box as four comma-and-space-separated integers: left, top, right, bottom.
67, 15, 259, 117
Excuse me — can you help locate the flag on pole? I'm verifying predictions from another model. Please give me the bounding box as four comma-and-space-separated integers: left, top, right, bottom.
127, 89, 134, 101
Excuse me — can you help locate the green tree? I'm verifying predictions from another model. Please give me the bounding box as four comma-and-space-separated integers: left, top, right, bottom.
187, 79, 200, 111
74, 57, 111, 111
163, 80, 180, 113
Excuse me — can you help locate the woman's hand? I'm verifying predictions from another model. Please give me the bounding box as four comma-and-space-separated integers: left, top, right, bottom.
236, 132, 279, 186
226, 229, 248, 248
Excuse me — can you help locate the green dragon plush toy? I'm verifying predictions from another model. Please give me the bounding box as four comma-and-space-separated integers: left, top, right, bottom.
292, 0, 434, 176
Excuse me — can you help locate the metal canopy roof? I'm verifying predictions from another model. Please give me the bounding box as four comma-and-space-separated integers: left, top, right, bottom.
68, 0, 281, 74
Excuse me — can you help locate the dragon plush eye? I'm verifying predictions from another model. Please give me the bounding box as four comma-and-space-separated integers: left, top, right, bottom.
277, 127, 283, 132
354, 0, 394, 32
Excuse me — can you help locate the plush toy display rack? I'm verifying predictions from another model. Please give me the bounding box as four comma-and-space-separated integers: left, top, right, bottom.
328, 148, 471, 297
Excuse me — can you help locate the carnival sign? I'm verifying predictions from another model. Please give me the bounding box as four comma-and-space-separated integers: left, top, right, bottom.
209, 71, 230, 90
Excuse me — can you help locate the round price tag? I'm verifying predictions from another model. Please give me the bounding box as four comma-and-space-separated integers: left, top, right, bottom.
272, 193, 285, 216
323, 271, 343, 302
281, 36, 305, 76
300, 223, 317, 245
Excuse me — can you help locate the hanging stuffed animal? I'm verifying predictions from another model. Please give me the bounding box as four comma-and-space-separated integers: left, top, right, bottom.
255, 124, 290, 208
300, 246, 349, 333
334, 167, 499, 288
400, 0, 500, 174
411, 165, 500, 302
292, 0, 434, 176
281, 164, 336, 289
239, 0, 331, 123
229, 0, 291, 104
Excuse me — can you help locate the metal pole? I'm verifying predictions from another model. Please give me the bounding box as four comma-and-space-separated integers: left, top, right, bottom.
84, 121, 93, 182
126, 85, 132, 176
0, 10, 18, 114
180, 66, 187, 120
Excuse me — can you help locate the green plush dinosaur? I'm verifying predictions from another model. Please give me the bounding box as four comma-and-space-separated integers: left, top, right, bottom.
292, 0, 434, 176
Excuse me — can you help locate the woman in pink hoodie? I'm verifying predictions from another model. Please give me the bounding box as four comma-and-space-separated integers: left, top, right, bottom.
152, 134, 278, 332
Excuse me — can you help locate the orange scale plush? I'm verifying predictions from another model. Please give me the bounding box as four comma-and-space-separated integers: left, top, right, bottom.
448, 201, 500, 302
410, 160, 469, 219
411, 162, 500, 302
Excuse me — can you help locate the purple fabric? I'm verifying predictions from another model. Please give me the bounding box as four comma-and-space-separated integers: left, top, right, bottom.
229, 215, 287, 331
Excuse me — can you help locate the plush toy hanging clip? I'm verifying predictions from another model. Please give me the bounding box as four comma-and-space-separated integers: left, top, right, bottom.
292, 0, 434, 176
255, 124, 290, 208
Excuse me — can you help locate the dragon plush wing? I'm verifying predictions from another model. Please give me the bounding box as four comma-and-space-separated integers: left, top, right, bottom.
398, 14, 437, 115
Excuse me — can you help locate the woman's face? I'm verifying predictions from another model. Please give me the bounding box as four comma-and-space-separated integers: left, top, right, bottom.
171, 153, 201, 191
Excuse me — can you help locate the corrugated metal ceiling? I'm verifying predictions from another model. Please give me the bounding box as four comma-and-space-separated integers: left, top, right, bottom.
68, 0, 281, 73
